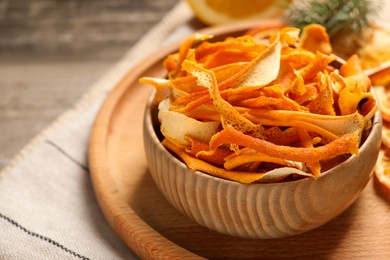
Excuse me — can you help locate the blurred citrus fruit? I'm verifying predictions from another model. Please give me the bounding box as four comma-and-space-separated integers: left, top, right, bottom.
375, 149, 390, 198
185, 0, 288, 25
382, 125, 390, 150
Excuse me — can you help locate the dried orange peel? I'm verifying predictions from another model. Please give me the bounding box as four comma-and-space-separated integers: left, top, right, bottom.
374, 85, 390, 198
140, 24, 377, 184
374, 149, 390, 200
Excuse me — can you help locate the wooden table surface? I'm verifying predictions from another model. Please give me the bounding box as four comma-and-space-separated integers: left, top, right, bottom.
0, 0, 180, 170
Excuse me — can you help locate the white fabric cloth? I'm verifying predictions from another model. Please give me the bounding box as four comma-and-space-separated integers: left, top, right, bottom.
0, 2, 198, 259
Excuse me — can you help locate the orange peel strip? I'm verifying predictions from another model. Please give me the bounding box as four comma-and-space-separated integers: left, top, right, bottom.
186, 137, 232, 167
306, 72, 335, 115
338, 74, 374, 116
195, 35, 267, 63
281, 49, 316, 69
166, 33, 213, 78
163, 138, 312, 184
235, 37, 282, 88
296, 127, 321, 176
295, 51, 336, 83
207, 126, 360, 165
163, 138, 269, 183
340, 55, 364, 77
158, 103, 220, 147
299, 24, 332, 55
223, 148, 303, 171
239, 108, 364, 140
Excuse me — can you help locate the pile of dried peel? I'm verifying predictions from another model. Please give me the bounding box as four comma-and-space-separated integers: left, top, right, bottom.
140, 24, 377, 184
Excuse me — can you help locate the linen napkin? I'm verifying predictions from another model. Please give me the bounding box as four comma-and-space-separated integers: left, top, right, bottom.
0, 2, 199, 259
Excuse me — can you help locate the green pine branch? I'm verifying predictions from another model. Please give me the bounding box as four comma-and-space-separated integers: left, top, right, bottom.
284, 0, 380, 37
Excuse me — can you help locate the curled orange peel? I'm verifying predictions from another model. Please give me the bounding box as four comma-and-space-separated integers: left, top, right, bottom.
206, 126, 360, 164
299, 24, 332, 55
238, 108, 364, 140
223, 147, 304, 171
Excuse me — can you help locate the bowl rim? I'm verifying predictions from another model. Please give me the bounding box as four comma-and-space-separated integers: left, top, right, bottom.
145, 90, 382, 187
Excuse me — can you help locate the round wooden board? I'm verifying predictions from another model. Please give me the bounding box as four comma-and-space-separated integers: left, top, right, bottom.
88, 20, 390, 259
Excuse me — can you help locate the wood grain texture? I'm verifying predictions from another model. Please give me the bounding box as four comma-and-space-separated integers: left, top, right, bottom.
89, 20, 390, 259
0, 0, 180, 170
0, 0, 180, 56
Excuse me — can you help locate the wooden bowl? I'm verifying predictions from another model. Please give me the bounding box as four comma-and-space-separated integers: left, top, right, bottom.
143, 92, 382, 239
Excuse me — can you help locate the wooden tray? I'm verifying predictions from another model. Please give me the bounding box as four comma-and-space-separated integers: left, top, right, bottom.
88, 20, 390, 259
